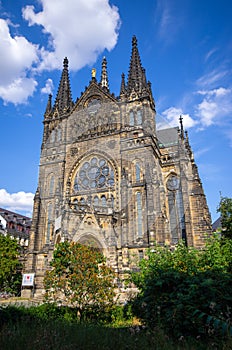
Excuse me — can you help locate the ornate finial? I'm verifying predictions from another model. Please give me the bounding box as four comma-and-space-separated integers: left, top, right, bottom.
44, 94, 52, 118
132, 35, 137, 46
91, 68, 96, 79
63, 57, 68, 69
179, 115, 184, 139
100, 57, 109, 90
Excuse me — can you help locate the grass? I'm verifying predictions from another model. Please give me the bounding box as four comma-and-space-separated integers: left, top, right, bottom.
0, 305, 231, 350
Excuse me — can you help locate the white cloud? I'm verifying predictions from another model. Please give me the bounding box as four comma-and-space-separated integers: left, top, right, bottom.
0, 77, 37, 104
0, 18, 39, 104
158, 107, 197, 130
41, 78, 54, 94
195, 87, 232, 126
22, 0, 121, 71
0, 1, 120, 104
154, 0, 184, 45
0, 189, 34, 216
196, 69, 228, 89
204, 48, 218, 62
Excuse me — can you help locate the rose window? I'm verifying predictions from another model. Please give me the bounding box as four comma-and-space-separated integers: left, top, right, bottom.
74, 157, 115, 191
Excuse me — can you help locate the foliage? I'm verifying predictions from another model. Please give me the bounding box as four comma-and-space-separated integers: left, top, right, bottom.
130, 238, 232, 340
0, 234, 22, 295
217, 196, 232, 239
1, 305, 232, 350
44, 241, 116, 321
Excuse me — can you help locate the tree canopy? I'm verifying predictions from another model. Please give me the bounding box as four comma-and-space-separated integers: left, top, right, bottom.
44, 241, 116, 320
130, 237, 232, 339
0, 234, 22, 295
217, 196, 232, 239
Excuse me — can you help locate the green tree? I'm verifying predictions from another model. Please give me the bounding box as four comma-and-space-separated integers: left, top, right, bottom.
130, 238, 232, 339
0, 234, 22, 295
44, 241, 116, 321
217, 196, 232, 239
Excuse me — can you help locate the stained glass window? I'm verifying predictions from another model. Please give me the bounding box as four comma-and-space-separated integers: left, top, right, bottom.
135, 162, 141, 181
129, 111, 134, 126
136, 192, 143, 238
46, 203, 52, 244
49, 176, 54, 196
137, 110, 142, 125
74, 157, 115, 191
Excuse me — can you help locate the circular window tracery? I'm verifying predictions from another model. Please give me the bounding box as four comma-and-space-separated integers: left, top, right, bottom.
74, 156, 115, 191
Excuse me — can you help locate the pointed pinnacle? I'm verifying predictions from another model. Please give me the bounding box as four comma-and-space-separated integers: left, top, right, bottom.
100, 56, 109, 90
54, 57, 72, 114
120, 73, 126, 95
44, 94, 52, 118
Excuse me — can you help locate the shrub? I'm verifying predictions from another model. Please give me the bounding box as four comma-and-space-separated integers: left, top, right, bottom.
130, 238, 232, 340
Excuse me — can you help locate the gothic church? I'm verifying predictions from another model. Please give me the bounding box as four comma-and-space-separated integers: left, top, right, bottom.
23, 37, 211, 298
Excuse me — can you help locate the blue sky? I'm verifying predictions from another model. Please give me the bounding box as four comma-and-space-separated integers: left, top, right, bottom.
0, 0, 231, 221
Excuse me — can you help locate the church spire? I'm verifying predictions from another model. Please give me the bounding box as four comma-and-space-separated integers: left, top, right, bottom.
127, 36, 146, 94
54, 57, 73, 115
100, 56, 109, 90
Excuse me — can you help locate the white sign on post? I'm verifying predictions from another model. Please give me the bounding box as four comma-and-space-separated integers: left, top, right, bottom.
22, 273, 35, 286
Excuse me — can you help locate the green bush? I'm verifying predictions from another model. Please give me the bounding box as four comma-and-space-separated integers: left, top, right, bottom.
130, 238, 232, 340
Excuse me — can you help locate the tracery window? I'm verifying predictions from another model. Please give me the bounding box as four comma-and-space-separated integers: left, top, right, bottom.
49, 175, 55, 196
101, 195, 107, 206
136, 192, 143, 238
167, 175, 186, 243
56, 128, 62, 142
135, 162, 141, 182
73, 156, 115, 192
137, 110, 142, 125
94, 196, 99, 206
129, 111, 135, 126
46, 203, 53, 244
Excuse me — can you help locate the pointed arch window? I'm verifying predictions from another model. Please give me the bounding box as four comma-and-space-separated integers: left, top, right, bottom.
50, 130, 55, 143
46, 203, 53, 244
56, 128, 62, 142
135, 162, 141, 182
129, 111, 135, 126
136, 192, 143, 238
110, 194, 114, 208
167, 176, 186, 243
73, 198, 78, 210
93, 196, 99, 206
101, 195, 107, 207
137, 110, 142, 125
49, 175, 55, 196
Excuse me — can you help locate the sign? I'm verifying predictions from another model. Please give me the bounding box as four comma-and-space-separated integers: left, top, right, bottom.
22, 273, 35, 286
55, 215, 61, 231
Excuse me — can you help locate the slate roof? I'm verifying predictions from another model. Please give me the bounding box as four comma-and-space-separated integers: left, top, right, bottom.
157, 127, 179, 148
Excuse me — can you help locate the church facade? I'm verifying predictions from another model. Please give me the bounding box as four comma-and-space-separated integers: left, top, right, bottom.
23, 37, 211, 298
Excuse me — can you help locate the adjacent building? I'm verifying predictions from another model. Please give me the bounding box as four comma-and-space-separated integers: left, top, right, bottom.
0, 208, 31, 247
